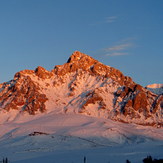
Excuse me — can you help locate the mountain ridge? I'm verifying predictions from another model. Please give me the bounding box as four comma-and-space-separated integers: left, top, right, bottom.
0, 51, 162, 127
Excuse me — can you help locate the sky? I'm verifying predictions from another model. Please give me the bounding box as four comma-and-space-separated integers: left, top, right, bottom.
0, 0, 162, 86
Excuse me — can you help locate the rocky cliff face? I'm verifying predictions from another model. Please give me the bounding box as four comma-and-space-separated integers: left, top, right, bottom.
0, 51, 162, 127
0, 74, 48, 115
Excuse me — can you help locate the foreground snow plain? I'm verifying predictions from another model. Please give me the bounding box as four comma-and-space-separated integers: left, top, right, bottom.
0, 110, 162, 163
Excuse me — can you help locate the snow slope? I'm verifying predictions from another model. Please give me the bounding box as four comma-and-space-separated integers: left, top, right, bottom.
0, 111, 162, 163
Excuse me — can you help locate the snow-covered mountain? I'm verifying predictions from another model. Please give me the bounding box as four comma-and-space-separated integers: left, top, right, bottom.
147, 84, 163, 89
146, 84, 163, 95
0, 51, 162, 163
0, 51, 162, 126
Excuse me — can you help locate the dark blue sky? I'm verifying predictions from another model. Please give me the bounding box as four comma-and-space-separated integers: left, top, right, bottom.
0, 0, 162, 86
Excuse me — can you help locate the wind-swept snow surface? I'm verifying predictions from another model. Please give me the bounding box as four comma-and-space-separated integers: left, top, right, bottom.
0, 112, 162, 163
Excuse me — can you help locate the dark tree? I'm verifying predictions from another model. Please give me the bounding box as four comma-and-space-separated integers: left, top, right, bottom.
84, 156, 86, 163
5, 158, 8, 163
143, 156, 153, 163
2, 158, 8, 163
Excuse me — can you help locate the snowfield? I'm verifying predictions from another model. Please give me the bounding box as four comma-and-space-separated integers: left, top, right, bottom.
0, 111, 162, 163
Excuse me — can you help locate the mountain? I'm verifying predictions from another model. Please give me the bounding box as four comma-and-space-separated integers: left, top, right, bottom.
0, 51, 163, 163
0, 51, 162, 127
147, 84, 163, 89
146, 84, 163, 95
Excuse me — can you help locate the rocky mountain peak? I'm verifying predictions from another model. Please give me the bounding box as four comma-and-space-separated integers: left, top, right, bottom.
67, 51, 97, 64
0, 51, 162, 127
35, 66, 53, 79
53, 51, 133, 86
53, 51, 98, 76
14, 69, 34, 79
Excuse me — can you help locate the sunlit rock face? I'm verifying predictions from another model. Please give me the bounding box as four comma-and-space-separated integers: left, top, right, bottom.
0, 75, 48, 115
0, 51, 162, 126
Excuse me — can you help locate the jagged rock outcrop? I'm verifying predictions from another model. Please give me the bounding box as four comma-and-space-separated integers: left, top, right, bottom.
35, 66, 53, 79
0, 74, 48, 115
0, 51, 162, 126
53, 51, 135, 87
